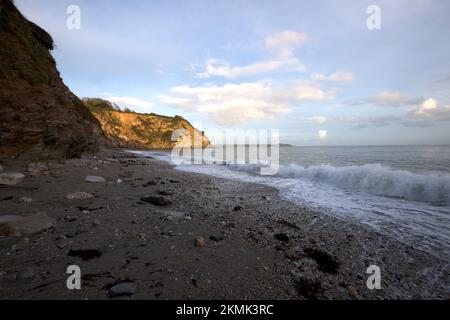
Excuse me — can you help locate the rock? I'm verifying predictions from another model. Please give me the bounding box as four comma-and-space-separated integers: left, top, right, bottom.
108, 282, 136, 298
0, 172, 25, 185
93, 219, 101, 226
27, 163, 49, 175
64, 216, 77, 223
0, 212, 54, 237
85, 175, 106, 183
68, 249, 102, 261
347, 285, 358, 298
19, 197, 32, 203
141, 195, 171, 206
116, 179, 122, 184
159, 210, 185, 221
195, 237, 206, 247
209, 234, 225, 242
274, 233, 290, 243
65, 192, 94, 200
233, 206, 243, 211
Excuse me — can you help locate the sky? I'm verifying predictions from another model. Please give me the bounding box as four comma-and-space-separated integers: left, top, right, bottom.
15, 0, 450, 146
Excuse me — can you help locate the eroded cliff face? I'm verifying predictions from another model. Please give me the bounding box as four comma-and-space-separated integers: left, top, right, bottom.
84, 98, 208, 150
0, 0, 103, 161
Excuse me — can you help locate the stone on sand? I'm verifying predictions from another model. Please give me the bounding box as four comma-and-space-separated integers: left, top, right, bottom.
0, 212, 54, 237
27, 163, 49, 175
141, 195, 172, 206
65, 192, 94, 200
195, 237, 206, 247
158, 210, 185, 221
85, 175, 106, 183
108, 282, 136, 298
0, 172, 25, 185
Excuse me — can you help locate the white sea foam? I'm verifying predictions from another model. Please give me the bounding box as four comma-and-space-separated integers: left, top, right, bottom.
231, 162, 450, 205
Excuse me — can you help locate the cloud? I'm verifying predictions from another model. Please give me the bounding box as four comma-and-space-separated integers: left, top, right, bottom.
159, 80, 335, 125
412, 98, 450, 120
105, 96, 153, 112
194, 30, 307, 79
326, 97, 450, 129
318, 130, 328, 139
349, 91, 423, 107
196, 58, 304, 78
312, 71, 355, 84
265, 30, 308, 58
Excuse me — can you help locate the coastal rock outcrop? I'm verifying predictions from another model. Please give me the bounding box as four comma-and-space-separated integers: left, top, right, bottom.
0, 0, 103, 161
83, 98, 209, 149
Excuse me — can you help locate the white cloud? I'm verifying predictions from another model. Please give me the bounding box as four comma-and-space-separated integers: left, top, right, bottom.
414, 98, 438, 117
105, 96, 153, 112
312, 71, 355, 84
412, 98, 450, 120
194, 30, 307, 79
318, 130, 328, 139
350, 91, 423, 107
265, 30, 308, 58
159, 80, 335, 125
196, 58, 304, 78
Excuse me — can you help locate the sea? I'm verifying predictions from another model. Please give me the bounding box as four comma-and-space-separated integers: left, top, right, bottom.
130, 145, 450, 261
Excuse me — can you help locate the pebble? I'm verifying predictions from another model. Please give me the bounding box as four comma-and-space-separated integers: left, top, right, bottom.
0, 172, 25, 185
108, 282, 136, 298
0, 212, 54, 237
195, 237, 206, 247
274, 233, 290, 243
209, 234, 225, 242
19, 197, 32, 203
85, 175, 106, 183
93, 219, 101, 226
141, 195, 172, 206
65, 192, 94, 200
27, 163, 49, 175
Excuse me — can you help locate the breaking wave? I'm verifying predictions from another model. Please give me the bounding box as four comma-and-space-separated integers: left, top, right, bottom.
231, 163, 450, 206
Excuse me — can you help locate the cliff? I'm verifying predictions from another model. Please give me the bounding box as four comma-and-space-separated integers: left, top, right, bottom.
83, 98, 208, 149
0, 0, 103, 161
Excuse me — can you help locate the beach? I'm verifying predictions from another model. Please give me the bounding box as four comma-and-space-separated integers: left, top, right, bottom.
0, 149, 448, 299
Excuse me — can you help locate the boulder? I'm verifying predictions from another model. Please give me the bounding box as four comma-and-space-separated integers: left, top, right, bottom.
0, 212, 54, 237
0, 172, 25, 185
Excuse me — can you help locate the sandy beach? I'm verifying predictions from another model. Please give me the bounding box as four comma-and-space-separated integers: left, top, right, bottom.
0, 149, 448, 299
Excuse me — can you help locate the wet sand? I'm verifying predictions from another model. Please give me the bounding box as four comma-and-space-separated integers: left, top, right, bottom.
0, 149, 448, 299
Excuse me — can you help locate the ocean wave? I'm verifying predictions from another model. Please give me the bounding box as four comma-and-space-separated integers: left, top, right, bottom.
232, 163, 450, 205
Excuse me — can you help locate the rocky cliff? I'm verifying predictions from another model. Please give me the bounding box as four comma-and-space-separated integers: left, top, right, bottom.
83, 98, 208, 149
0, 0, 103, 161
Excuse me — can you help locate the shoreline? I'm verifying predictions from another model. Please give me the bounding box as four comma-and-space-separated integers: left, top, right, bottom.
0, 149, 448, 299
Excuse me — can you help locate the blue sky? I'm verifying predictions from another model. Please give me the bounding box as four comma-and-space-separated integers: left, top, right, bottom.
16, 0, 450, 146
